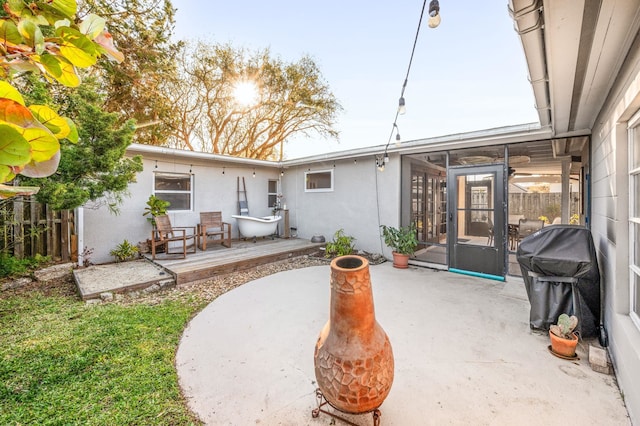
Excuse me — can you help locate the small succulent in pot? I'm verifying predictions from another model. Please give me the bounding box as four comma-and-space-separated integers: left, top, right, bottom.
550, 313, 578, 339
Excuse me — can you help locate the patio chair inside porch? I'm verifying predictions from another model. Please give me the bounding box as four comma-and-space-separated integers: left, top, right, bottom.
198, 211, 231, 250
516, 218, 545, 246
151, 214, 197, 259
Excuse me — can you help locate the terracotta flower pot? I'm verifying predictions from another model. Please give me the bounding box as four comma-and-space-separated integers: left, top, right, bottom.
314, 255, 394, 414
392, 252, 410, 269
549, 330, 579, 357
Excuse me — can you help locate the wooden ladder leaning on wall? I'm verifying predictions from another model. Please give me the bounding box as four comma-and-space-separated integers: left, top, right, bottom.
237, 176, 249, 216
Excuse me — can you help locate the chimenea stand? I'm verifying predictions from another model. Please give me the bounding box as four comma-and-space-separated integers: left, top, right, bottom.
312, 388, 381, 426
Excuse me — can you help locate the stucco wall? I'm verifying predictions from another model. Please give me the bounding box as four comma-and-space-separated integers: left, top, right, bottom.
281, 154, 400, 258
590, 35, 640, 424
83, 156, 279, 264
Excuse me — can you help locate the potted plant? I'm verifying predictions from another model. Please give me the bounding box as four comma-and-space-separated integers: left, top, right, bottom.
142, 195, 170, 253
549, 313, 579, 357
380, 223, 418, 269
143, 195, 170, 227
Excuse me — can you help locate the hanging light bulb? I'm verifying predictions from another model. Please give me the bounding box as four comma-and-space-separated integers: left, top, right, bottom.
189, 164, 192, 173
393, 123, 402, 147
398, 97, 406, 115
376, 155, 385, 172
280, 169, 284, 177
384, 152, 390, 163
252, 168, 256, 178
154, 160, 158, 169
428, 0, 441, 28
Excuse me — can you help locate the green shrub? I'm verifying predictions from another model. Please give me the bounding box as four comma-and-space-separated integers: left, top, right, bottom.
0, 253, 50, 278
109, 240, 139, 262
325, 229, 356, 258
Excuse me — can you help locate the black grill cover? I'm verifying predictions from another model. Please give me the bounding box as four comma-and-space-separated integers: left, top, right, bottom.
516, 225, 601, 338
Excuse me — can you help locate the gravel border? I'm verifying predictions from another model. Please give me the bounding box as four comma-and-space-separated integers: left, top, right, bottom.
1, 252, 387, 307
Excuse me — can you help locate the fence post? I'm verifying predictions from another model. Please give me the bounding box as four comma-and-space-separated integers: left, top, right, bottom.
13, 198, 24, 259
61, 210, 70, 261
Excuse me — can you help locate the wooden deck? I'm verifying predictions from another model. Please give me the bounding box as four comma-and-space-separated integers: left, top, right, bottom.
146, 238, 324, 285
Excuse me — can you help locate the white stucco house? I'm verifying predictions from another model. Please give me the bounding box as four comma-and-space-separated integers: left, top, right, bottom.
80, 1, 640, 422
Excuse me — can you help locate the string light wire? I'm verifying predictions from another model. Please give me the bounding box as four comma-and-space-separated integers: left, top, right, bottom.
376, 0, 433, 254
383, 0, 430, 161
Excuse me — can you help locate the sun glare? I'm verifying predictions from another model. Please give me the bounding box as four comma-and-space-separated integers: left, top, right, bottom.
232, 80, 259, 107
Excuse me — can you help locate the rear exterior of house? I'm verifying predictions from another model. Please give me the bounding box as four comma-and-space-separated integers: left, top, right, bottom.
79, 1, 640, 422
588, 25, 640, 426
507, 1, 640, 421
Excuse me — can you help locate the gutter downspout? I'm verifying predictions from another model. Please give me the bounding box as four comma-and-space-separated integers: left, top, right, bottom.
76, 207, 84, 267
508, 0, 553, 133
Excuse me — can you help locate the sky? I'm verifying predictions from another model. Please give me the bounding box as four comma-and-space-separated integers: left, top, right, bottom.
171, 1, 539, 159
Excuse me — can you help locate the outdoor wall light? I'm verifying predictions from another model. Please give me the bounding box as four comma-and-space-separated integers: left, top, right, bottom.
398, 97, 406, 115
428, 0, 441, 28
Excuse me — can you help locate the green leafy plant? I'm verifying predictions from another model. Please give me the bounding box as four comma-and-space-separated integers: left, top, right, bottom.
0, 2, 124, 198
143, 195, 170, 226
550, 313, 578, 339
109, 240, 139, 262
570, 213, 580, 225
325, 229, 356, 258
380, 223, 418, 255
20, 77, 143, 211
0, 253, 50, 278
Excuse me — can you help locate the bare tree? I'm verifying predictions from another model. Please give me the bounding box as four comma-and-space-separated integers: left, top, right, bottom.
165, 42, 342, 160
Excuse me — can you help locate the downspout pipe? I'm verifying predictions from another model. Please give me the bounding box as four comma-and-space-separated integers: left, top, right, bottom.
508, 0, 552, 132
76, 207, 84, 267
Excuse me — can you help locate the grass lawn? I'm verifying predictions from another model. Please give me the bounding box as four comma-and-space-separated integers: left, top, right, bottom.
0, 279, 207, 425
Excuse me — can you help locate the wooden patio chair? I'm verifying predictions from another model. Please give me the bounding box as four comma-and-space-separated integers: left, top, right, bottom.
197, 211, 231, 250
151, 214, 197, 260
516, 218, 545, 247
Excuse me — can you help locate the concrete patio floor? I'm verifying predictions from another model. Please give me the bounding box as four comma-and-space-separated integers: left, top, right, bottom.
176, 262, 630, 425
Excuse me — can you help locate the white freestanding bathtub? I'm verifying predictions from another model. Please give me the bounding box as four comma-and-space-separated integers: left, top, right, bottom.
232, 215, 282, 240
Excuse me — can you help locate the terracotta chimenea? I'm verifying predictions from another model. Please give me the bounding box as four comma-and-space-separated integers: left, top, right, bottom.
313, 255, 394, 417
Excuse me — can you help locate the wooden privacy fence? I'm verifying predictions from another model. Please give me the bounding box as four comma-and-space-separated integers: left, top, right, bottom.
0, 197, 75, 261
509, 192, 580, 220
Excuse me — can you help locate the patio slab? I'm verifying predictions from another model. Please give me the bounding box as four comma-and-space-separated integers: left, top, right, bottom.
176, 263, 630, 425
73, 259, 173, 300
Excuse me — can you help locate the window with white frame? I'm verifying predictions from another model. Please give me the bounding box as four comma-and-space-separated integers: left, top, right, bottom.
305, 169, 333, 192
629, 117, 640, 328
154, 172, 193, 211
268, 179, 278, 208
